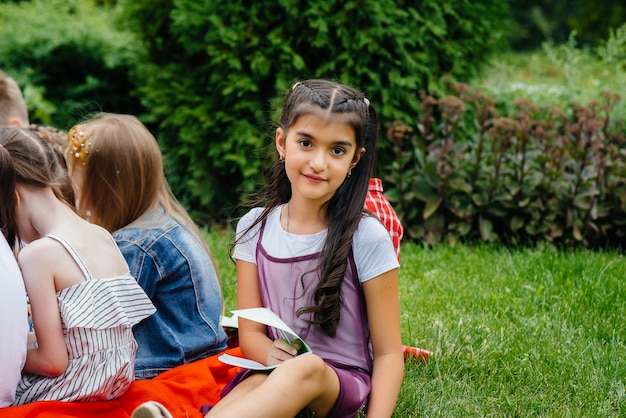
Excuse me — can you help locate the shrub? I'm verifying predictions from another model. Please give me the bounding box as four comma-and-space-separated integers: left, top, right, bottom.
0, 0, 142, 129
119, 0, 508, 223
383, 79, 626, 248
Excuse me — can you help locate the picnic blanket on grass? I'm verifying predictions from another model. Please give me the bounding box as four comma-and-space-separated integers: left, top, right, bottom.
0, 347, 242, 418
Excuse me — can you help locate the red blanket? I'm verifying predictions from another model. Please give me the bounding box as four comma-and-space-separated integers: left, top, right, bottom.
0, 348, 242, 418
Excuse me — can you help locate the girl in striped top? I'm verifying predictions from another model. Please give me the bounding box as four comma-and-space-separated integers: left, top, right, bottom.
0, 128, 156, 405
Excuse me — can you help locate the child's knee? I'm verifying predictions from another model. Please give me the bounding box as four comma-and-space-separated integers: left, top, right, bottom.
289, 354, 328, 380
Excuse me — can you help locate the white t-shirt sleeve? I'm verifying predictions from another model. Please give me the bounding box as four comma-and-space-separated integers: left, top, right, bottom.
353, 215, 400, 283
233, 209, 398, 283
0, 237, 28, 407
232, 207, 264, 264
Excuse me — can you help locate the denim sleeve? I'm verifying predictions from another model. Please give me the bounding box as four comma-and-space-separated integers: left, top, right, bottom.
115, 240, 160, 298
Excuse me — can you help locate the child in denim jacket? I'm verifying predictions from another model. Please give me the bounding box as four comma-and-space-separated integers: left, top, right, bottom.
66, 113, 228, 379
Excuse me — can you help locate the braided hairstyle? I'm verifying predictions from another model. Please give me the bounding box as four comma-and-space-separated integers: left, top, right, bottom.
237, 79, 379, 337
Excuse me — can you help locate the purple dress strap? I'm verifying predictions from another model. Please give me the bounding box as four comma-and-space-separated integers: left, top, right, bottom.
255, 219, 372, 373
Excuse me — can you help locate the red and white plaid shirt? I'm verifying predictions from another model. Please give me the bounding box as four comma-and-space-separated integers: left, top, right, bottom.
364, 178, 404, 261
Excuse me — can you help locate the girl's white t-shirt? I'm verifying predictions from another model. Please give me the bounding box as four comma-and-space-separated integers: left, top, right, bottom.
0, 237, 28, 407
234, 206, 399, 283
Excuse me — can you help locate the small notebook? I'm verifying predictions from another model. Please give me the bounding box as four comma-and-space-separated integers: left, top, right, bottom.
218, 307, 312, 370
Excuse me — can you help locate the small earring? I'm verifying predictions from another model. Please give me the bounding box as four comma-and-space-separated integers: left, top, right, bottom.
279, 155, 285, 163
347, 169, 352, 178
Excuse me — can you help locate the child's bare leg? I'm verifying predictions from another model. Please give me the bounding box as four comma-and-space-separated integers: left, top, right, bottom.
206, 354, 340, 418
205, 372, 267, 413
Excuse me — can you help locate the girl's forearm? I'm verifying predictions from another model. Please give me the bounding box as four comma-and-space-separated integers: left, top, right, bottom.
23, 348, 66, 377
23, 335, 69, 377
366, 352, 404, 418
240, 329, 274, 365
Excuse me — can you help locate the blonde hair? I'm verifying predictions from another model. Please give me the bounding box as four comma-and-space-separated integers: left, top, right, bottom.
67, 113, 207, 249
0, 72, 29, 127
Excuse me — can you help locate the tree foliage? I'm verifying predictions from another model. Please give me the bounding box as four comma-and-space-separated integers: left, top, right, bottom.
120, 0, 509, 223
507, 0, 626, 49
0, 0, 142, 129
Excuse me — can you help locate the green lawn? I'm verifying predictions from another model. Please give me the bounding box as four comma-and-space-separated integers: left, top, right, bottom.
473, 42, 626, 121
198, 34, 626, 417
204, 228, 625, 417
395, 242, 625, 417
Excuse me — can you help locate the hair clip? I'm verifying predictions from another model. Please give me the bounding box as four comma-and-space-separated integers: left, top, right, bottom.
364, 97, 370, 107
67, 125, 90, 166
291, 81, 302, 91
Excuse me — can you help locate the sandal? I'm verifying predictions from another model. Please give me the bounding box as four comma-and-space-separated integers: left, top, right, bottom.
132, 401, 174, 418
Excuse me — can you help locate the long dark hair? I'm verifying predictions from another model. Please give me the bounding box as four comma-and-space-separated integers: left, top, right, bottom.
235, 79, 379, 337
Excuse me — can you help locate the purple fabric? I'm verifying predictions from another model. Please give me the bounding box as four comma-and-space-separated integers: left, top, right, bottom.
324, 360, 370, 418
255, 220, 373, 374
199, 404, 212, 415
218, 364, 370, 418
215, 218, 375, 417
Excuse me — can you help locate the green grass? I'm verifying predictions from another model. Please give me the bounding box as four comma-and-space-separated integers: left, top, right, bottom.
204, 228, 625, 417
473, 29, 626, 121
200, 29, 626, 417
203, 227, 239, 311
395, 242, 625, 417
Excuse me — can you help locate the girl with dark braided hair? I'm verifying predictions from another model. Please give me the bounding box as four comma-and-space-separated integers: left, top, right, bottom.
220, 79, 402, 417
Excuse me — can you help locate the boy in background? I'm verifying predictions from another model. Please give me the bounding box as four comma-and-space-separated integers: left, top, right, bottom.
0, 71, 29, 127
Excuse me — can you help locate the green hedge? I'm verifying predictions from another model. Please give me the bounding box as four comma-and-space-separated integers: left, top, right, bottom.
0, 0, 142, 129
120, 0, 508, 223
4, 0, 624, 248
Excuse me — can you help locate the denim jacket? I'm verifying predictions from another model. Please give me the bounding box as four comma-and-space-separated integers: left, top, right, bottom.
114, 206, 227, 379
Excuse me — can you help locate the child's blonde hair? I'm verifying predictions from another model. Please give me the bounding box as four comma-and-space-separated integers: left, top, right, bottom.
27, 124, 75, 207
66, 113, 209, 250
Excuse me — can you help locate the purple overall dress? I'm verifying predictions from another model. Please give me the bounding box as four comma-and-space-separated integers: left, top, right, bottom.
224, 219, 373, 417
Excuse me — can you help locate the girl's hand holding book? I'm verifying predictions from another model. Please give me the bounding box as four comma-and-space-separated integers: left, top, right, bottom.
267, 337, 298, 365
218, 308, 313, 370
